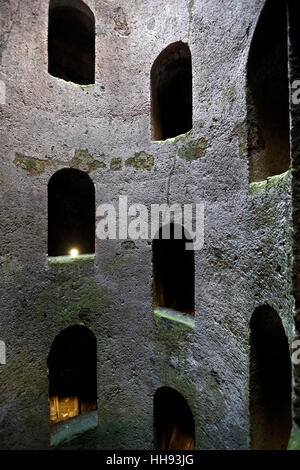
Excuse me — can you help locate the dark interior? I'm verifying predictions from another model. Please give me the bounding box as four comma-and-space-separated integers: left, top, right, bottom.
151, 42, 192, 141
153, 224, 194, 314
48, 168, 95, 257
48, 325, 97, 425
250, 306, 292, 450
154, 387, 195, 450
48, 0, 95, 85
247, 0, 290, 182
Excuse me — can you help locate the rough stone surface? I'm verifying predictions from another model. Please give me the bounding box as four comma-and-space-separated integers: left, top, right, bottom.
125, 152, 154, 171
0, 0, 295, 450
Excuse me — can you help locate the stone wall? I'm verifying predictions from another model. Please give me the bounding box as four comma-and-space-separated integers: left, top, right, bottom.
0, 0, 294, 449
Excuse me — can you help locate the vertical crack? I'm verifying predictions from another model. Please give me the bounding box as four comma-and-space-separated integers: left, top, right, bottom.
167, 155, 177, 205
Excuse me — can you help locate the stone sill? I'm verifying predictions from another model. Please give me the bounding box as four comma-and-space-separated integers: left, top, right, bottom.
50, 410, 98, 447
48, 254, 95, 265
154, 307, 195, 330
49, 73, 95, 89
152, 129, 192, 145
249, 169, 290, 195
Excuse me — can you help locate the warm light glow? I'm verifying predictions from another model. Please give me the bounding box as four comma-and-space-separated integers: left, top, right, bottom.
70, 248, 79, 258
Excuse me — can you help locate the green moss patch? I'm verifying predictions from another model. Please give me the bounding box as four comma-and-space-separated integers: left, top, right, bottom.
233, 122, 247, 158
14, 153, 55, 175
249, 170, 291, 195
110, 158, 122, 171
121, 240, 137, 250
125, 152, 154, 171
48, 254, 95, 265
287, 428, 300, 450
154, 129, 192, 146
34, 277, 112, 323
154, 307, 195, 330
72, 149, 106, 172
178, 138, 207, 161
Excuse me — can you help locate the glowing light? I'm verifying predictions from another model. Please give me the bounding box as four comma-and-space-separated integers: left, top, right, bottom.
70, 248, 79, 258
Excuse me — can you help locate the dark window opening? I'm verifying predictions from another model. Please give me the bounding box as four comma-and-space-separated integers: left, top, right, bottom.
48, 0, 95, 85
152, 224, 194, 315
48, 168, 95, 257
247, 0, 290, 182
250, 306, 292, 450
151, 42, 192, 141
154, 387, 195, 450
48, 325, 97, 427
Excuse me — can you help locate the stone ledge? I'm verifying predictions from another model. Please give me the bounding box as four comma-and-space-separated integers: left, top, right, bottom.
47, 254, 95, 265
154, 307, 195, 330
48, 74, 95, 88
50, 410, 98, 447
249, 169, 291, 195
152, 129, 192, 145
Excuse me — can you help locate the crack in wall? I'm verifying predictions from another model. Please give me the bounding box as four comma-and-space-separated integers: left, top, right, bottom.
167, 155, 177, 205
187, 0, 195, 39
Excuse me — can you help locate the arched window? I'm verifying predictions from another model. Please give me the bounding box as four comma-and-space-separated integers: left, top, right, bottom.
152, 224, 194, 315
154, 387, 195, 450
151, 42, 192, 141
249, 306, 292, 449
247, 0, 290, 182
48, 325, 97, 427
48, 0, 95, 85
48, 168, 95, 257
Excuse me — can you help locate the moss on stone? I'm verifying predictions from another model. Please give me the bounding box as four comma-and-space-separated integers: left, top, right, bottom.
153, 308, 194, 353
154, 129, 192, 146
59, 416, 142, 450
13, 153, 55, 175
14, 149, 106, 175
233, 122, 247, 158
35, 277, 112, 323
110, 158, 122, 171
224, 83, 236, 104
249, 170, 291, 195
121, 240, 137, 250
72, 149, 106, 172
287, 428, 300, 450
50, 411, 98, 447
154, 307, 195, 330
125, 152, 154, 171
48, 254, 95, 265
178, 138, 207, 161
